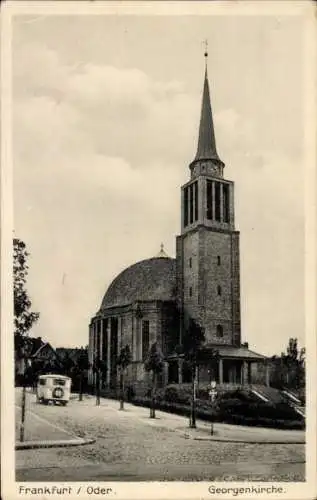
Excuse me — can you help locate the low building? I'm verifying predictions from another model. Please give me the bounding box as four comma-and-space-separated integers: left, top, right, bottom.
15, 336, 63, 384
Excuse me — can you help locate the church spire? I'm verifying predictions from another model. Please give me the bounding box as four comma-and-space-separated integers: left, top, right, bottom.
194, 45, 221, 163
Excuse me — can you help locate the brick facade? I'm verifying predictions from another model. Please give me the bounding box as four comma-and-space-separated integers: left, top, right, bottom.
88, 299, 178, 389
177, 224, 241, 348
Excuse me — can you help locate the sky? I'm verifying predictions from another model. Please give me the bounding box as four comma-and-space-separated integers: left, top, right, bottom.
11, 11, 306, 355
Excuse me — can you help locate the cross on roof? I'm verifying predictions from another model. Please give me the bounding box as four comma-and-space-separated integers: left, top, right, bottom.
156, 243, 169, 258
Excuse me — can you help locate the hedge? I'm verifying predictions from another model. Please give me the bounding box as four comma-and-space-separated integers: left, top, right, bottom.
129, 384, 305, 430
132, 396, 304, 430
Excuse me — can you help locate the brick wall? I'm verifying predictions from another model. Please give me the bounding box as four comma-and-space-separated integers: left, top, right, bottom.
88, 300, 175, 388
177, 226, 241, 347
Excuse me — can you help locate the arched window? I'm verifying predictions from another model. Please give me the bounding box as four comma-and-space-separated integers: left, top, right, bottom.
217, 256, 221, 266
216, 324, 223, 337
217, 285, 222, 296
142, 320, 150, 360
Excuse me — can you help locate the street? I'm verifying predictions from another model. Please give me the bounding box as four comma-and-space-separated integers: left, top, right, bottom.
16, 391, 305, 482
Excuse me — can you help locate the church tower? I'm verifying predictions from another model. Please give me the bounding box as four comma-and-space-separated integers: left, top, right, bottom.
176, 50, 241, 348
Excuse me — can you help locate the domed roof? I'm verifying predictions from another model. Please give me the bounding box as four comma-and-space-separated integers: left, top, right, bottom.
100, 257, 176, 310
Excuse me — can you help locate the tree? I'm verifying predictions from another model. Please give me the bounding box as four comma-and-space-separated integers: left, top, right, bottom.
270, 338, 305, 391
74, 349, 89, 401
179, 317, 206, 428
13, 238, 40, 341
116, 345, 132, 410
93, 358, 107, 405
13, 238, 40, 443
144, 342, 164, 418
62, 352, 75, 377
198, 347, 220, 383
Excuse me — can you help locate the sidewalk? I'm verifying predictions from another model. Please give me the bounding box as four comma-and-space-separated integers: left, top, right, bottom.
15, 403, 95, 450
78, 395, 305, 444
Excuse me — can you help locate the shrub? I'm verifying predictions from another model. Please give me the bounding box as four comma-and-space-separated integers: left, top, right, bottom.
130, 397, 304, 430
130, 383, 304, 430
164, 386, 179, 403
163, 384, 191, 405
220, 389, 251, 401
126, 385, 135, 401
217, 398, 303, 423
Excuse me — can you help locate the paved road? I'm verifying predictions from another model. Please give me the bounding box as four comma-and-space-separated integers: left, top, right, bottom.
16, 392, 305, 482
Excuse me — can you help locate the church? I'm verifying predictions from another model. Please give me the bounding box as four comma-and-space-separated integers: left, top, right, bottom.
88, 52, 269, 392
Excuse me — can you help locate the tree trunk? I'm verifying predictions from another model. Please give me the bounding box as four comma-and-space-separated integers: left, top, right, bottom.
150, 372, 156, 418
79, 372, 83, 401
189, 365, 197, 428
119, 369, 124, 410
20, 382, 27, 442
96, 369, 100, 406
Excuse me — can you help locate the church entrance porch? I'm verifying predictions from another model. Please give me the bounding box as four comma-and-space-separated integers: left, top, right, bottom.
197, 359, 246, 385
168, 352, 269, 387
221, 359, 243, 384
200, 358, 263, 386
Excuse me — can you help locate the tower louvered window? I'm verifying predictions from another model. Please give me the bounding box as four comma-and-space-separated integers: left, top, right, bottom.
193, 181, 198, 221
215, 182, 221, 221
223, 184, 230, 223
184, 187, 188, 226
184, 181, 198, 227
206, 180, 213, 220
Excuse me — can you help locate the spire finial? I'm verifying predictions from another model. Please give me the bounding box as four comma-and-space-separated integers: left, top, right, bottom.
204, 39, 208, 61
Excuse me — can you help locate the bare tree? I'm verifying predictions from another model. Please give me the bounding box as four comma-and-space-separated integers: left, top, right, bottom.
117, 345, 132, 410
144, 342, 164, 418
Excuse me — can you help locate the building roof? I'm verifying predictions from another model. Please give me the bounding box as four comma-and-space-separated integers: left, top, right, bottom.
205, 344, 267, 360
100, 257, 176, 310
15, 336, 48, 358
32, 342, 56, 358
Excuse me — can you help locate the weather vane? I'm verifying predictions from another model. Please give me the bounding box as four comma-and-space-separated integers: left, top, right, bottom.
204, 39, 208, 59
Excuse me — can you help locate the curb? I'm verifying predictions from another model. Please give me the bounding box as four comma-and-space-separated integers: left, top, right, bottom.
16, 437, 96, 450
181, 430, 305, 444
183, 434, 305, 444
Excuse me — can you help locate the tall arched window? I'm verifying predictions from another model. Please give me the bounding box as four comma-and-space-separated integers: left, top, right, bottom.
217, 285, 222, 296
216, 324, 223, 337
142, 320, 150, 360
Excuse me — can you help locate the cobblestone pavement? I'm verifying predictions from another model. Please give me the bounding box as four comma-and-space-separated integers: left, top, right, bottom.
16, 393, 305, 482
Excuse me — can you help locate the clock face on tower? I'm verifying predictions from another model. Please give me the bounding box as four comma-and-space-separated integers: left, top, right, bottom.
192, 160, 223, 179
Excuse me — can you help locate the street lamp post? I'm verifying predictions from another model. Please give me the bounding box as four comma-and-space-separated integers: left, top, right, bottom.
209, 380, 217, 436
189, 365, 198, 428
